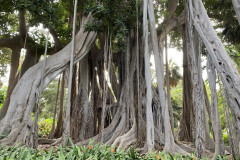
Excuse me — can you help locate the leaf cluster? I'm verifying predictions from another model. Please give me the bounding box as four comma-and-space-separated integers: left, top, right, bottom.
0, 0, 74, 46
84, 0, 141, 51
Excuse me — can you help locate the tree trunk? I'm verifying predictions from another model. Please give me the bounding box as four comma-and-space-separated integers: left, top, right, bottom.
78, 56, 89, 140
49, 75, 61, 138
148, 0, 187, 154
165, 35, 174, 135
203, 89, 215, 152
143, 0, 154, 151
62, 0, 78, 145
185, 2, 205, 157
84, 62, 98, 139
223, 89, 240, 158
8, 48, 21, 89
203, 82, 216, 152
54, 72, 65, 138
0, 48, 20, 120
70, 65, 78, 140
99, 31, 111, 138
178, 25, 195, 142
189, 0, 240, 158
206, 56, 225, 158
193, 30, 205, 159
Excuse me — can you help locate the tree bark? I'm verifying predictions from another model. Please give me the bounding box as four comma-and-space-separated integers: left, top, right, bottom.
143, 0, 154, 151
8, 48, 21, 89
165, 35, 174, 135
148, 0, 187, 154
62, 0, 78, 145
54, 72, 65, 138
49, 76, 61, 139
178, 25, 195, 142
78, 56, 89, 140
185, 1, 205, 157
206, 56, 225, 158
203, 82, 216, 152
193, 30, 205, 159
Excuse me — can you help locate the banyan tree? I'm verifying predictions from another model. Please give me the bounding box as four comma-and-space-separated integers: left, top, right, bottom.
1, 0, 240, 159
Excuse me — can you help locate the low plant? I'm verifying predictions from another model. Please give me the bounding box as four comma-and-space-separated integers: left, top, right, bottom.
222, 129, 229, 146
38, 118, 53, 138
0, 86, 7, 110
0, 140, 230, 160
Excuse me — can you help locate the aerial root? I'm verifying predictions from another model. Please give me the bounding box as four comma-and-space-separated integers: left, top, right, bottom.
76, 111, 123, 146
164, 142, 189, 156
112, 124, 137, 149
0, 127, 20, 145
38, 138, 56, 144
175, 141, 195, 153
105, 113, 126, 145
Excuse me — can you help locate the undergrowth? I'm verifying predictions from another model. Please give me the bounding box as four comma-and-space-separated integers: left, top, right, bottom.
0, 140, 229, 160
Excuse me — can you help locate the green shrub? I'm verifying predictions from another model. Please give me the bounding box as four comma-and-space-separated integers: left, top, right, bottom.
38, 118, 53, 138
222, 129, 229, 145
0, 86, 7, 110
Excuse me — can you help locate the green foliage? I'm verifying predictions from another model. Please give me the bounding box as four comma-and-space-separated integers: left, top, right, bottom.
0, 86, 7, 110
222, 129, 229, 146
171, 80, 183, 128
0, 141, 226, 160
204, 0, 240, 45
1, 0, 73, 49
0, 1, 18, 37
0, 48, 11, 77
36, 78, 66, 138
225, 45, 240, 71
40, 78, 66, 119
167, 59, 182, 87
169, 30, 183, 51
84, 0, 140, 52
38, 118, 53, 138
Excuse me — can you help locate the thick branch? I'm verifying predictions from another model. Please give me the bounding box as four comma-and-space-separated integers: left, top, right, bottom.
0, 36, 21, 48
166, 0, 178, 20
19, 10, 27, 38
157, 12, 185, 41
